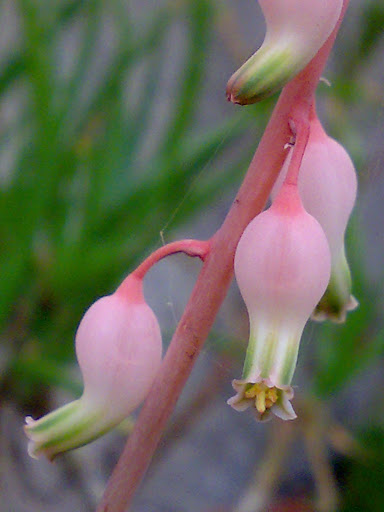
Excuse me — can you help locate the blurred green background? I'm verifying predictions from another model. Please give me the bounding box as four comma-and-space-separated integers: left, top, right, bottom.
0, 0, 384, 511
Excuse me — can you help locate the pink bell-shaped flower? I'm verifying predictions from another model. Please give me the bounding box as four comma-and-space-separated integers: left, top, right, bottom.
229, 183, 331, 420
272, 115, 358, 322
25, 275, 162, 460
226, 0, 343, 104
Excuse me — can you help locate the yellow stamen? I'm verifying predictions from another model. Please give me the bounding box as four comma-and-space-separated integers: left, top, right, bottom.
266, 388, 278, 404
245, 386, 257, 399
244, 383, 279, 415
255, 391, 266, 414
244, 383, 262, 398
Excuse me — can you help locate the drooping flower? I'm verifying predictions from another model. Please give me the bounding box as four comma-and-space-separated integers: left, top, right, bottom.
272, 114, 358, 322
229, 183, 331, 420
25, 275, 162, 460
226, 0, 343, 105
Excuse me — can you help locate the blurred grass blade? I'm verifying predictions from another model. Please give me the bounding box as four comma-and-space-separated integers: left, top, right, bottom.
159, 0, 213, 156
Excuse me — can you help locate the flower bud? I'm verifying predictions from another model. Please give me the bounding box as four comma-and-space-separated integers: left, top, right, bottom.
25, 276, 162, 460
226, 0, 343, 104
229, 184, 330, 420
272, 117, 358, 322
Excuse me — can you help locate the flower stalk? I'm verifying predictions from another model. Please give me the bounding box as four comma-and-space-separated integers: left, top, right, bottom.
96, 2, 350, 508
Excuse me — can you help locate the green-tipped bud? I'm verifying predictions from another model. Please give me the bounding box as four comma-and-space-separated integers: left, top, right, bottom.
312, 250, 358, 323
272, 114, 358, 322
25, 277, 162, 460
226, 0, 342, 104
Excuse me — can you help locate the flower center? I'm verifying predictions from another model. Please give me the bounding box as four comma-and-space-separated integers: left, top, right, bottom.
244, 382, 279, 414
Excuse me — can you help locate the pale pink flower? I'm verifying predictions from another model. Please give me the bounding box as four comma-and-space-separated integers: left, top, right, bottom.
272, 116, 358, 322
229, 184, 330, 420
226, 0, 343, 104
25, 276, 162, 460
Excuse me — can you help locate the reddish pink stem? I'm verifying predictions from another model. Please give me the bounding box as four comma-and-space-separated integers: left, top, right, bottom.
284, 115, 311, 187
97, 3, 349, 511
132, 239, 211, 280
115, 240, 210, 302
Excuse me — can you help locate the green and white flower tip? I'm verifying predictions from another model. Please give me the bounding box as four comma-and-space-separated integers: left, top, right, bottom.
312, 250, 358, 323
272, 113, 358, 323
24, 275, 162, 461
230, 184, 331, 420
226, 0, 343, 105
